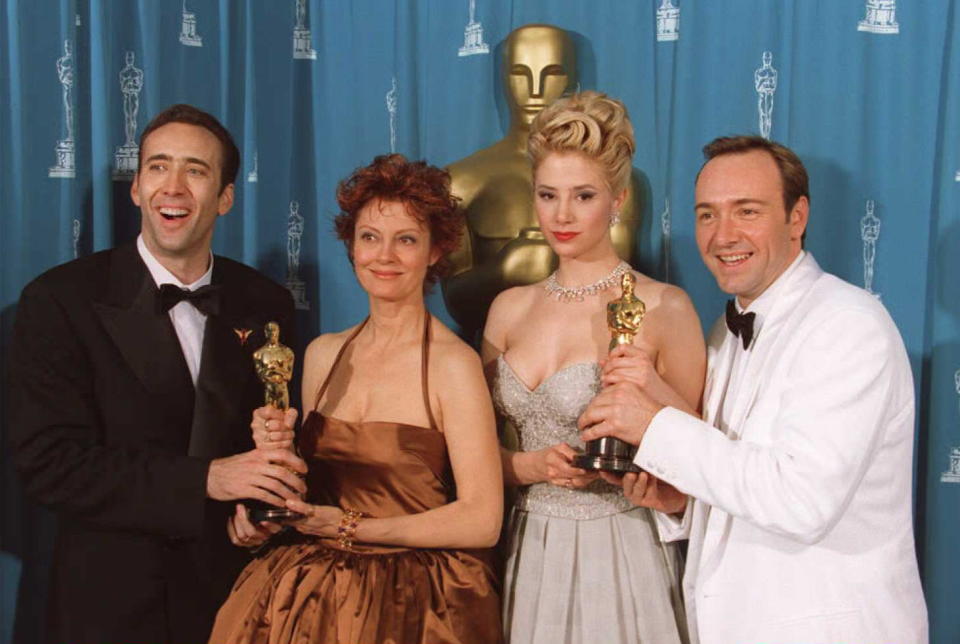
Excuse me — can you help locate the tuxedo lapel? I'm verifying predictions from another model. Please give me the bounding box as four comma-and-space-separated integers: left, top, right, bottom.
684, 498, 711, 593
702, 322, 738, 430
93, 245, 195, 403
189, 263, 263, 459
683, 318, 736, 620
727, 254, 824, 439
190, 317, 257, 458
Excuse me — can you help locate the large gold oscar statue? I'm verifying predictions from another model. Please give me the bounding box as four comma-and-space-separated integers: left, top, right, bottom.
443, 24, 641, 340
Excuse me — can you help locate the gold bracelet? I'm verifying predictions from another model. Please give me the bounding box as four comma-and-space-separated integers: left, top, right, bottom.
336, 508, 364, 550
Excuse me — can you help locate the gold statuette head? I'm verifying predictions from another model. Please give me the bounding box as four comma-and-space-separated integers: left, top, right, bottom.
253, 321, 295, 410
606, 272, 645, 352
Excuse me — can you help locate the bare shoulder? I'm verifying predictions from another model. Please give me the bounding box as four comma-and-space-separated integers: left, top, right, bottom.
630, 272, 698, 319
484, 284, 540, 356
429, 320, 493, 422
658, 284, 698, 319
303, 323, 362, 369
488, 284, 539, 326
429, 319, 483, 376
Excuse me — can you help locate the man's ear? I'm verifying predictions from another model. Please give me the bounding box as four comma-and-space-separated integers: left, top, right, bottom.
130, 174, 141, 207
789, 196, 809, 241
218, 183, 235, 216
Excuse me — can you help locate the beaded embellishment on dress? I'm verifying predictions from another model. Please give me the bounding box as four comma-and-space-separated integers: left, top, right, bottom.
491, 356, 634, 520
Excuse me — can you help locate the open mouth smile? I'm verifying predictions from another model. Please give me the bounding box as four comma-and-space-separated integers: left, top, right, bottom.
717, 252, 752, 266
159, 207, 190, 220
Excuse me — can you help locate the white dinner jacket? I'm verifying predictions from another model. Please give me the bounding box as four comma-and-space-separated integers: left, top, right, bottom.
637, 253, 927, 644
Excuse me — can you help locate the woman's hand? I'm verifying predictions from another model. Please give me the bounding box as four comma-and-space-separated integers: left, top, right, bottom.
284, 499, 344, 538
226, 503, 283, 549
251, 406, 298, 450
533, 442, 598, 489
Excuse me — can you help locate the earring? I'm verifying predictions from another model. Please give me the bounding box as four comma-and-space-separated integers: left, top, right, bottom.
609, 212, 621, 227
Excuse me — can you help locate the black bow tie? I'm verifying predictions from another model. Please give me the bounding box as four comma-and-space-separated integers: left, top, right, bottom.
725, 299, 756, 350
158, 283, 222, 317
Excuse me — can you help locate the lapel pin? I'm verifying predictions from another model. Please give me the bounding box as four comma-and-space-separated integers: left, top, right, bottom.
234, 328, 253, 345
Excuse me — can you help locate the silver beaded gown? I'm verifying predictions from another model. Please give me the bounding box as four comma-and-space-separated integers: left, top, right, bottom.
492, 355, 687, 644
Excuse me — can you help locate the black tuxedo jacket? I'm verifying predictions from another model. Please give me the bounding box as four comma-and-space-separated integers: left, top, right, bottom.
10, 242, 294, 644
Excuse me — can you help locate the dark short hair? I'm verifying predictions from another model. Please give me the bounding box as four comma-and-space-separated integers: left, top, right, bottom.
137, 104, 239, 193
334, 154, 463, 289
699, 135, 809, 245
700, 135, 809, 215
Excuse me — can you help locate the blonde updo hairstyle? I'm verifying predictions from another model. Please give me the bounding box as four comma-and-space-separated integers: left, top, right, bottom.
527, 91, 635, 194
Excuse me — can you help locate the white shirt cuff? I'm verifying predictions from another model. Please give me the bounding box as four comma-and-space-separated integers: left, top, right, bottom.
634, 406, 694, 542
653, 501, 692, 542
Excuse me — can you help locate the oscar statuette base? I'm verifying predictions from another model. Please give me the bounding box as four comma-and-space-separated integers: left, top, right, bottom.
245, 500, 303, 524
573, 436, 641, 474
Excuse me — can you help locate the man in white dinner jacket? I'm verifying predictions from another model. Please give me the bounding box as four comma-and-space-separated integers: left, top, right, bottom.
580, 135, 927, 644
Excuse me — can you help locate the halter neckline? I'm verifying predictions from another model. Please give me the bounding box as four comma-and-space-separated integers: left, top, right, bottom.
312, 313, 438, 431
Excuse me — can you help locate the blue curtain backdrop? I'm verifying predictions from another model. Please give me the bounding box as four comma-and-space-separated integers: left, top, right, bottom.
1, 1, 957, 642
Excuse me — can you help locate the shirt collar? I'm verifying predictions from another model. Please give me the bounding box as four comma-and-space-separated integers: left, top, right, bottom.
137, 234, 214, 291
735, 250, 806, 336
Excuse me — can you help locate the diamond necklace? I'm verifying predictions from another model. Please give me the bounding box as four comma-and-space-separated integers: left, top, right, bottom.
544, 261, 632, 302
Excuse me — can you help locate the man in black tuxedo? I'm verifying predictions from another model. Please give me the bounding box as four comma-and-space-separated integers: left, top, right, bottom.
10, 104, 306, 644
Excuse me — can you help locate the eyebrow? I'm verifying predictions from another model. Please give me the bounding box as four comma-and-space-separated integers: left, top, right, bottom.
536, 183, 599, 191
694, 197, 769, 209
143, 153, 212, 170
357, 225, 422, 234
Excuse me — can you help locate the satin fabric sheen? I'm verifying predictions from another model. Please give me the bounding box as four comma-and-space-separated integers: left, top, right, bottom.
208, 413, 502, 644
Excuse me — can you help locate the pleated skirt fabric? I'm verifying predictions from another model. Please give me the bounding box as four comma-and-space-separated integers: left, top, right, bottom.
502, 507, 687, 644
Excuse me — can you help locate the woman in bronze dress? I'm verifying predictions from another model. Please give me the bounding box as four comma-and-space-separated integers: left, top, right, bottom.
209, 154, 504, 644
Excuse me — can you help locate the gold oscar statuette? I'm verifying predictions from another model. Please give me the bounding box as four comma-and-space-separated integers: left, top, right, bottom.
607, 272, 645, 352
573, 273, 644, 474
254, 321, 294, 410
246, 321, 303, 523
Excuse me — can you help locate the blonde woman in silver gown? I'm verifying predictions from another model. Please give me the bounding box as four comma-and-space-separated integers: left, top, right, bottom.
482, 91, 705, 643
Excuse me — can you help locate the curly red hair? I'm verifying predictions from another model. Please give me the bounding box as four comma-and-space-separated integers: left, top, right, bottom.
335, 154, 462, 289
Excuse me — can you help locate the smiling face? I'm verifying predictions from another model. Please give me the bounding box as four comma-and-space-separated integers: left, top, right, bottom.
352, 199, 440, 303
131, 122, 233, 277
533, 152, 624, 262
694, 149, 808, 308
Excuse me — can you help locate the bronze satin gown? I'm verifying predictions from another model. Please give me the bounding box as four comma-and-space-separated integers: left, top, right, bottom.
209, 317, 502, 644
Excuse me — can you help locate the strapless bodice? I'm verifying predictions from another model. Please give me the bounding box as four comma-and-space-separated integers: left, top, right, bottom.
491, 355, 634, 520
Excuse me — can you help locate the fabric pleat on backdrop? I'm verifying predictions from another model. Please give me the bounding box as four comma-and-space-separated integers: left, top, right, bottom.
0, 1, 958, 642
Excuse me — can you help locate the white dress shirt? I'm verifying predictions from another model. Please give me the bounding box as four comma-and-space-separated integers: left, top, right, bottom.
137, 235, 213, 385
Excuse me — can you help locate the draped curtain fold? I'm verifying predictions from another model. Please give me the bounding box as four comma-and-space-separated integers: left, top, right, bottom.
1, 1, 957, 642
